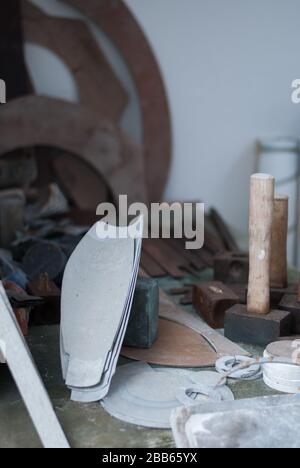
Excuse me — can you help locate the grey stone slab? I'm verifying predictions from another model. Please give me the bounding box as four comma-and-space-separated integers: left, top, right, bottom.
171, 394, 300, 448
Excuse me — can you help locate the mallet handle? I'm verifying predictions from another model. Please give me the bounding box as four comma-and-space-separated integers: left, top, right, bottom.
247, 173, 275, 315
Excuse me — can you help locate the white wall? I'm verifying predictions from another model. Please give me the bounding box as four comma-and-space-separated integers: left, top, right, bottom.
125, 0, 300, 241
27, 0, 300, 243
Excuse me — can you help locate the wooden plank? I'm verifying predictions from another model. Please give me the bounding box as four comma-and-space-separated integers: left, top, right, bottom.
139, 267, 249, 358
159, 289, 250, 358
141, 249, 167, 278
193, 247, 214, 268
0, 95, 147, 204
142, 239, 185, 278
65, 0, 172, 202
158, 239, 199, 275
210, 208, 239, 252
122, 318, 217, 367
22, 0, 128, 122
52, 153, 110, 210
0, 0, 31, 99
163, 238, 206, 271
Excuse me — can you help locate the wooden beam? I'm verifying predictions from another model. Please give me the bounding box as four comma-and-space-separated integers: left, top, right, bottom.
0, 0, 31, 99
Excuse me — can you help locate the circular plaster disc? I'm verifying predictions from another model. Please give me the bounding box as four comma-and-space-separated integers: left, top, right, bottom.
263, 372, 300, 394
101, 364, 234, 428
265, 341, 297, 360
263, 342, 300, 393
121, 319, 217, 367
125, 372, 182, 406
216, 356, 262, 381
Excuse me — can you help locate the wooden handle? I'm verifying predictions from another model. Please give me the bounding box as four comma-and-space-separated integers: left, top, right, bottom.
247, 173, 275, 315
270, 195, 288, 289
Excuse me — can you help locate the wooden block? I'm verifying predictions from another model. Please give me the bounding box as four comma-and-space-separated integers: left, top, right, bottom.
279, 294, 300, 334
193, 281, 239, 329
124, 278, 159, 349
225, 304, 292, 346
214, 252, 249, 284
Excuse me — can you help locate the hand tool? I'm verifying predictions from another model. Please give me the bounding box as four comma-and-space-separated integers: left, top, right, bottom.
225, 175, 291, 346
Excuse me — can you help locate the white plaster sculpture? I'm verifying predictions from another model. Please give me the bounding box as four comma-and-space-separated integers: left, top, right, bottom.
60, 216, 143, 402
0, 282, 69, 448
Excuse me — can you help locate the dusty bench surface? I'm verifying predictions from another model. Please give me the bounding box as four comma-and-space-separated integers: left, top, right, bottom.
0, 322, 279, 449
0, 271, 284, 449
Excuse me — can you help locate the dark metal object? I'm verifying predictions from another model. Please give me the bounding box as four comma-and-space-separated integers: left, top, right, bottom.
22, 241, 67, 282
65, 0, 172, 202
28, 273, 61, 326
210, 208, 240, 252
214, 251, 249, 284
279, 294, 300, 334
124, 278, 159, 349
193, 281, 239, 329
225, 304, 292, 346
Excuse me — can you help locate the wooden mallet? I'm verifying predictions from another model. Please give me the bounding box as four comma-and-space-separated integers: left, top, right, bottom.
225, 174, 292, 346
